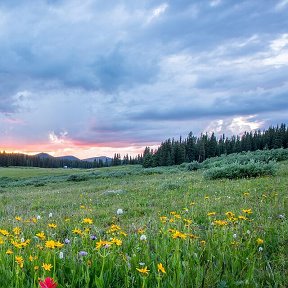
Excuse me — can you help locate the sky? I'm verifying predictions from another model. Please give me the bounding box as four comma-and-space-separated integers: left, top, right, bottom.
0, 0, 288, 159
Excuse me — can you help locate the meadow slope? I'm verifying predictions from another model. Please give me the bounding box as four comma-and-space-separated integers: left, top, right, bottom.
0, 163, 287, 287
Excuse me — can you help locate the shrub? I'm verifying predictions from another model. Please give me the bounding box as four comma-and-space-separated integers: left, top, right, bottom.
203, 160, 277, 180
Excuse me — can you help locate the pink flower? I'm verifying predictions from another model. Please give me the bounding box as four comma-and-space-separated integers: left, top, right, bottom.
39, 277, 58, 288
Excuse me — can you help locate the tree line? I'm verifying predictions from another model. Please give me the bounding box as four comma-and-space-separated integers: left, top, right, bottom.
142, 123, 288, 167
1, 123, 287, 169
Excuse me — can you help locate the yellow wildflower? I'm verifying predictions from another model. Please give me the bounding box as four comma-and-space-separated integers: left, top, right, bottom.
36, 232, 46, 240
172, 230, 187, 239
96, 240, 112, 249
157, 263, 166, 274
15, 256, 24, 268
48, 223, 57, 229
242, 209, 252, 214
73, 228, 83, 235
15, 216, 22, 221
256, 238, 264, 245
207, 212, 216, 216
42, 263, 53, 271
6, 249, 13, 255
13, 227, 21, 235
83, 218, 93, 224
111, 238, 122, 246
136, 266, 150, 275
213, 220, 228, 226
0, 229, 9, 236
45, 240, 57, 249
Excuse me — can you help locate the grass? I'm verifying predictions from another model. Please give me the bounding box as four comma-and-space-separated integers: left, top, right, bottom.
0, 162, 287, 287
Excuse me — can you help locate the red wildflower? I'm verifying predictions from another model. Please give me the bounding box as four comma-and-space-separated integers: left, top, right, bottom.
39, 277, 58, 288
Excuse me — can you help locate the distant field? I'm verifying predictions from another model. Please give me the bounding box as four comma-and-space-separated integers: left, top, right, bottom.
0, 166, 84, 179
0, 162, 287, 287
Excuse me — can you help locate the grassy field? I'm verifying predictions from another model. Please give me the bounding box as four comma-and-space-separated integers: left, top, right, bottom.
0, 162, 287, 287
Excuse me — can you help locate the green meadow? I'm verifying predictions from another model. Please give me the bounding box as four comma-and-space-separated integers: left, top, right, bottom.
0, 162, 287, 287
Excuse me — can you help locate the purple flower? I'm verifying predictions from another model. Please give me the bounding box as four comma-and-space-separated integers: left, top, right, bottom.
79, 251, 88, 257
90, 235, 97, 240
64, 238, 70, 244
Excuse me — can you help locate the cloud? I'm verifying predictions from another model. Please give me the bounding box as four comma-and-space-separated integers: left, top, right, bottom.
1, 1, 288, 157
275, 0, 288, 11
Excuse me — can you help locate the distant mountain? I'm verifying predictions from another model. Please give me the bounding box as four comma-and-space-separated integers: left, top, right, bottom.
83, 156, 112, 163
35, 153, 111, 163
35, 153, 54, 159
56, 155, 80, 161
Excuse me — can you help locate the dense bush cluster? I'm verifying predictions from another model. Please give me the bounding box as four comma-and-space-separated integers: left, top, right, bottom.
203, 160, 277, 180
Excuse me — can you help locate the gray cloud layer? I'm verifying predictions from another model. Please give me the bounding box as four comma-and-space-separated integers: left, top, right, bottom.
0, 0, 288, 154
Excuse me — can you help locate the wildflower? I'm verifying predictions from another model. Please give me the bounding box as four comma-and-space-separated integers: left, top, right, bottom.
37, 215, 41, 220
111, 238, 122, 246
83, 218, 93, 224
15, 216, 22, 221
242, 209, 252, 214
207, 212, 216, 216
59, 252, 64, 259
15, 256, 24, 268
39, 277, 58, 288
172, 230, 187, 239
48, 223, 57, 229
64, 238, 70, 244
140, 234, 147, 241
49, 213, 53, 218
36, 232, 46, 240
243, 192, 249, 196
246, 230, 251, 235
90, 235, 97, 240
213, 220, 228, 226
96, 240, 112, 249
0, 229, 9, 236
136, 266, 150, 275
79, 251, 88, 257
200, 240, 206, 246
13, 227, 21, 235
107, 224, 121, 233
160, 216, 168, 223
6, 249, 13, 255
157, 263, 166, 274
34, 266, 39, 271
256, 238, 264, 245
116, 208, 123, 215
225, 212, 235, 218
258, 246, 263, 252
0, 237, 4, 245
204, 196, 209, 200
233, 233, 237, 239
238, 215, 248, 221
42, 263, 53, 271
72, 228, 83, 235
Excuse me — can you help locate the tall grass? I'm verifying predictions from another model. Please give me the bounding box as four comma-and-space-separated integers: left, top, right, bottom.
0, 162, 287, 287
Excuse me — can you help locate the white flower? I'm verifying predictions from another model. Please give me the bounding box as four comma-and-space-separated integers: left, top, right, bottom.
140, 234, 147, 241
233, 234, 237, 239
59, 251, 64, 259
116, 208, 123, 215
258, 246, 263, 252
36, 215, 41, 220
21, 238, 25, 243
49, 212, 53, 218
139, 262, 145, 266
246, 230, 251, 235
